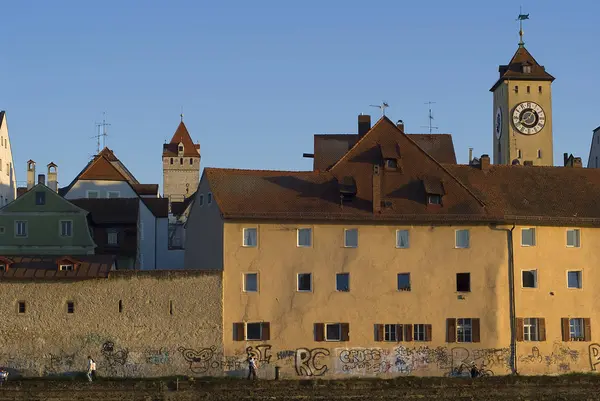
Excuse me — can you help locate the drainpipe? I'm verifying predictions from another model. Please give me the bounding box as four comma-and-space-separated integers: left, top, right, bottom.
154, 216, 158, 270
491, 223, 517, 375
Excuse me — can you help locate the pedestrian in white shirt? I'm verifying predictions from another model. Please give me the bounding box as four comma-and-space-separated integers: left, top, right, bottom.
87, 356, 97, 382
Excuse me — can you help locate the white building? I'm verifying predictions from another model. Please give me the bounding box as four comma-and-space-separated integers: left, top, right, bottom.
0, 111, 17, 206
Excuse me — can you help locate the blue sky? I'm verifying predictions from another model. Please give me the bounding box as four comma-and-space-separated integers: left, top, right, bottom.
1, 0, 599, 189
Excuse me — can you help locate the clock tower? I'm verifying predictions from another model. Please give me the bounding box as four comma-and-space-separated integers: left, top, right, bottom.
491, 34, 555, 165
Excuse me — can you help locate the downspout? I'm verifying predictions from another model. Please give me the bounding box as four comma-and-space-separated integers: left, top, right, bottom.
491, 223, 517, 375
154, 216, 158, 270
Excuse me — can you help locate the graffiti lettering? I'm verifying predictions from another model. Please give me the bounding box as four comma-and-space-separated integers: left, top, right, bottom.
295, 348, 329, 377
589, 343, 600, 371
246, 344, 272, 364
145, 348, 169, 365
277, 350, 295, 360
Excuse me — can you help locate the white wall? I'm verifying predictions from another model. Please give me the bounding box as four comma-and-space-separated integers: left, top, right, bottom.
156, 217, 184, 269
0, 113, 17, 206
64, 180, 136, 199
138, 200, 156, 269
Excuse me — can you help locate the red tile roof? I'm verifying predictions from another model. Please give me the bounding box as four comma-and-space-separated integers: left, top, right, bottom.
0, 255, 115, 280
163, 122, 200, 157
490, 46, 555, 92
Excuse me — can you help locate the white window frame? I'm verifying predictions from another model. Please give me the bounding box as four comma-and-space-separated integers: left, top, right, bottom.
107, 191, 120, 198
395, 229, 409, 249
456, 318, 472, 343
521, 227, 536, 247
107, 231, 118, 245
15, 220, 27, 238
86, 190, 99, 199
297, 228, 312, 248
335, 272, 350, 292
297, 273, 312, 292
344, 228, 358, 248
59, 220, 73, 237
397, 273, 411, 291
566, 229, 581, 248
242, 228, 258, 247
414, 324, 426, 341
243, 272, 259, 293
569, 318, 584, 341
523, 318, 539, 341
384, 324, 397, 342
455, 229, 470, 249
245, 322, 262, 341
521, 269, 538, 289
567, 270, 582, 289
59, 264, 74, 271
325, 323, 342, 342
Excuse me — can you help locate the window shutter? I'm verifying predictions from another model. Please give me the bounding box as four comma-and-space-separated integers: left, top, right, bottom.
584, 318, 592, 342
472, 318, 481, 343
341, 323, 350, 342
233, 322, 245, 341
374, 324, 383, 342
396, 324, 403, 342
516, 318, 524, 342
404, 324, 413, 342
425, 324, 433, 342
314, 323, 324, 342
561, 318, 570, 341
261, 322, 270, 341
538, 318, 546, 341
446, 318, 456, 343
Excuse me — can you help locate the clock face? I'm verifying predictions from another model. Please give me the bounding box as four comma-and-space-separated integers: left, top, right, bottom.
512, 102, 546, 135
495, 107, 502, 139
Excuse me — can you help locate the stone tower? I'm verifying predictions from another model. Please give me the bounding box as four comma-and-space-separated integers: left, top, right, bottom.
490, 43, 555, 166
162, 120, 201, 204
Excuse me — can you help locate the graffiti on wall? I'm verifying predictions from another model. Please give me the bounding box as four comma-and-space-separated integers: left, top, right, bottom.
246, 344, 272, 364
589, 344, 600, 371
519, 342, 579, 372
295, 348, 330, 377
145, 348, 169, 365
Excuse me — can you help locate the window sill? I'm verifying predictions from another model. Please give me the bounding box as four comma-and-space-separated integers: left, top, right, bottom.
454, 246, 470, 249
297, 290, 312, 293
325, 339, 342, 342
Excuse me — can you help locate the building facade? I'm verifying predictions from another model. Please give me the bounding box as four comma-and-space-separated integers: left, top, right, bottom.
587, 126, 600, 168
0, 111, 17, 206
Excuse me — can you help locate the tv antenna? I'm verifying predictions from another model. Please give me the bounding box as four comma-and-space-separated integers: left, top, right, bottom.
421, 101, 438, 134
369, 101, 389, 116
91, 112, 111, 154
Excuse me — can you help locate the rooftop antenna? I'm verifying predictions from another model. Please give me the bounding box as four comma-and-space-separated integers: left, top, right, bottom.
369, 101, 389, 117
421, 101, 438, 134
517, 7, 530, 47
91, 112, 110, 153
180, 105, 184, 122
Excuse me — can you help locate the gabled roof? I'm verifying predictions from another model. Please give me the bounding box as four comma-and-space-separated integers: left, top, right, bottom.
0, 183, 89, 214
0, 111, 5, 129
163, 122, 200, 157
490, 46, 555, 91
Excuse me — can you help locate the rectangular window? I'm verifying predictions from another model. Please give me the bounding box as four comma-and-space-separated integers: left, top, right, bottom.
246, 323, 262, 340
243, 228, 257, 247
567, 271, 582, 289
297, 273, 312, 292
60, 220, 73, 237
107, 231, 118, 245
455, 229, 470, 248
18, 301, 25, 314
35, 191, 46, 205
232, 322, 270, 341
244, 273, 258, 292
199, 194, 204, 206
397, 273, 411, 291
522, 270, 537, 288
570, 318, 584, 341
457, 318, 472, 342
0, 264, 6, 271
60, 265, 74, 271
336, 273, 350, 292
15, 221, 27, 237
106, 191, 119, 198
344, 228, 358, 248
521, 228, 536, 246
524, 318, 539, 341
297, 228, 312, 247
427, 194, 442, 205
566, 229, 581, 248
207, 193, 212, 204
514, 85, 519, 93
456, 273, 471, 292
86, 190, 99, 199
396, 230, 409, 248
326, 323, 342, 341
384, 324, 398, 342
67, 301, 74, 314
538, 86, 542, 93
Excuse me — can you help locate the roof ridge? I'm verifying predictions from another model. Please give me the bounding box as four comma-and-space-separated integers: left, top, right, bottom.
204, 167, 318, 174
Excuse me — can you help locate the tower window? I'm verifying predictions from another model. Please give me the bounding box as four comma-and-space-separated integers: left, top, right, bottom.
170, 158, 173, 165
189, 158, 193, 165
178, 145, 184, 152
523, 65, 532, 73
517, 149, 522, 159
514, 86, 519, 93
180, 158, 183, 165
537, 149, 542, 159
527, 86, 530, 93
538, 86, 543, 94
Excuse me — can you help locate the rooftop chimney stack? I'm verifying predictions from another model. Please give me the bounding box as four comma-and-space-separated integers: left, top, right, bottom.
480, 154, 491, 170
469, 148, 473, 163
396, 120, 405, 132
358, 114, 371, 139
37, 174, 45, 185
47, 162, 58, 192
26, 160, 36, 190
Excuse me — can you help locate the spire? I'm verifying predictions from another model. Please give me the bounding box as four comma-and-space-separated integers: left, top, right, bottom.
517, 8, 530, 48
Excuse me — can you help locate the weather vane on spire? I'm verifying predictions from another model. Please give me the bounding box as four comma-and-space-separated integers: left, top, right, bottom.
180, 106, 184, 122
517, 7, 530, 47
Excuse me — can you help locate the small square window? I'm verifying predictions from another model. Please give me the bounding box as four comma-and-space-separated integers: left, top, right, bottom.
326, 323, 342, 341
243, 228, 257, 247
107, 191, 120, 198
456, 273, 470, 292
567, 271, 582, 289
336, 273, 350, 292
397, 273, 411, 291
297, 228, 312, 247
246, 323, 262, 340
35, 191, 46, 205
244, 273, 258, 292
87, 191, 99, 199
567, 229, 580, 248
455, 229, 470, 248
297, 273, 312, 292
521, 228, 536, 247
344, 228, 358, 248
107, 231, 118, 245
384, 324, 398, 342
396, 230, 409, 248
18, 301, 25, 314
427, 194, 442, 205
67, 301, 74, 314
208, 193, 212, 204
522, 270, 537, 288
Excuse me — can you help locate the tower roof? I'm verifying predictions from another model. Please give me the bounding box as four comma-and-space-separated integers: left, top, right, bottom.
163, 121, 200, 157
490, 46, 555, 92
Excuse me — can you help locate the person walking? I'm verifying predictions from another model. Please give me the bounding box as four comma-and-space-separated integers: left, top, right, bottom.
247, 354, 257, 380
87, 356, 97, 382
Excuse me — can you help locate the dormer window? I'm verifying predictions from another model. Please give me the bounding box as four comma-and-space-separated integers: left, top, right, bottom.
523, 64, 532, 73
56, 257, 79, 271
427, 195, 442, 205
0, 264, 6, 272
59, 264, 74, 271
178, 145, 184, 152
380, 144, 401, 172
337, 176, 357, 203
385, 159, 398, 170
422, 177, 445, 206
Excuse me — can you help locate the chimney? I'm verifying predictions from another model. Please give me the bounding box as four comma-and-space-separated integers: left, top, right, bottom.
37, 174, 45, 185
372, 165, 381, 213
574, 157, 583, 168
47, 162, 58, 192
523, 160, 534, 166
26, 160, 36, 190
479, 154, 490, 170
468, 148, 473, 163
396, 120, 405, 132
358, 114, 371, 139
563, 153, 569, 166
